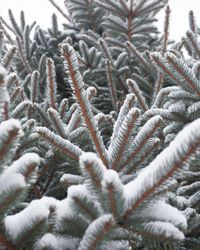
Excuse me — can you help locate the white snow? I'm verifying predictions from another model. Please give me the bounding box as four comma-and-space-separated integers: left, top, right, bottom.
124, 118, 200, 210
5, 153, 40, 176
67, 184, 89, 199
35, 233, 57, 249
0, 119, 23, 140
79, 152, 107, 173
139, 201, 187, 229
35, 233, 79, 250
0, 66, 9, 108
4, 197, 59, 241
0, 172, 26, 195
0, 66, 8, 78
144, 221, 185, 240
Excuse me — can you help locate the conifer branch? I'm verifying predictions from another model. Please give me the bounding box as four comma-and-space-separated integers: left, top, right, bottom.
48, 0, 71, 22
123, 138, 160, 175
110, 108, 140, 170
0, 119, 23, 163
47, 108, 68, 139
119, 115, 163, 172
127, 79, 148, 112
126, 42, 151, 72
35, 127, 82, 161
2, 46, 17, 70
109, 93, 135, 151
189, 10, 196, 33
186, 31, 200, 59
59, 98, 69, 120
62, 43, 109, 167
33, 104, 51, 126
80, 153, 106, 199
78, 214, 115, 250
123, 118, 200, 219
16, 36, 32, 74
165, 52, 200, 95
30, 71, 40, 103
46, 58, 57, 109
162, 5, 171, 56
11, 101, 31, 118
105, 59, 118, 111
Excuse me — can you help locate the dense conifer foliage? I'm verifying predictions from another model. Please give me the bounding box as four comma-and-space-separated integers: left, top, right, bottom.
0, 0, 199, 249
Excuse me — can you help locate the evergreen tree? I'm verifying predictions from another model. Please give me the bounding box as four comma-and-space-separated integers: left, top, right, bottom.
0, 0, 199, 249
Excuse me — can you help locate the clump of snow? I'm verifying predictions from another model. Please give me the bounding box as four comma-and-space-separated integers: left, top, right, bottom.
144, 221, 185, 241
56, 198, 74, 230
0, 119, 23, 140
35, 233, 57, 249
0, 66, 9, 108
102, 170, 119, 184
0, 172, 26, 196
139, 201, 187, 229
79, 152, 107, 176
6, 153, 40, 176
80, 152, 106, 169
67, 184, 89, 199
4, 197, 59, 241
35, 233, 80, 250
0, 66, 8, 79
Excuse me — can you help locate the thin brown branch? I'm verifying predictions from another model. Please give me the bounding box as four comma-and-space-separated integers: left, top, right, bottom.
48, 0, 71, 22
162, 5, 171, 56
62, 45, 109, 167
105, 60, 118, 111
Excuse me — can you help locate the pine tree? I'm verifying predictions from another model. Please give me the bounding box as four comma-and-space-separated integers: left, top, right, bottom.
0, 0, 199, 249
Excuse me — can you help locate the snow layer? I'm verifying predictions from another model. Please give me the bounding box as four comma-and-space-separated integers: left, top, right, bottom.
0, 119, 23, 140
5, 153, 40, 176
35, 233, 79, 250
144, 221, 185, 240
4, 197, 59, 241
139, 201, 187, 229
124, 118, 200, 210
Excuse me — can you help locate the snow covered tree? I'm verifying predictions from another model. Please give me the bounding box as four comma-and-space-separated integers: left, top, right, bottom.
0, 0, 200, 249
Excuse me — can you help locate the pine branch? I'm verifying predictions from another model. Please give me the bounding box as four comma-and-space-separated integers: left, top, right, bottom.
127, 79, 148, 112
119, 115, 163, 172
2, 46, 17, 70
123, 118, 200, 219
109, 93, 135, 151
126, 41, 151, 72
0, 119, 23, 163
102, 169, 125, 218
30, 70, 40, 103
47, 108, 68, 139
46, 58, 57, 109
105, 59, 118, 111
80, 153, 106, 200
16, 36, 32, 74
62, 43, 109, 167
162, 5, 171, 55
152, 52, 200, 96
189, 10, 197, 33
186, 31, 200, 59
48, 0, 71, 22
68, 185, 99, 221
78, 214, 115, 250
110, 108, 140, 170
35, 127, 82, 161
